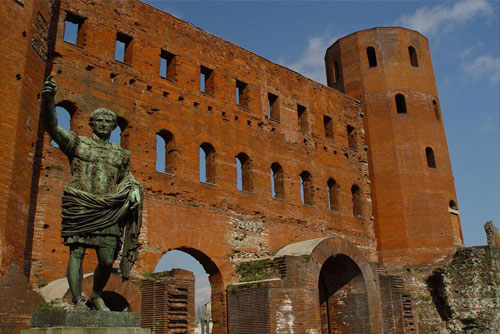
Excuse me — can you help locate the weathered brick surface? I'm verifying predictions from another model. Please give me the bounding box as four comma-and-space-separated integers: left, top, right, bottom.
326, 28, 463, 268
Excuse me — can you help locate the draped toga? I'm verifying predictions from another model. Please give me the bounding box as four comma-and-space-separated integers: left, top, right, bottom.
58, 131, 142, 280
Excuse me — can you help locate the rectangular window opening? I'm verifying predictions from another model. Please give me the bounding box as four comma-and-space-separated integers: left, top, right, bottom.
200, 65, 214, 95
64, 12, 85, 46
297, 104, 308, 132
236, 80, 249, 107
324, 115, 334, 139
160, 50, 176, 80
115, 32, 133, 64
268, 93, 279, 121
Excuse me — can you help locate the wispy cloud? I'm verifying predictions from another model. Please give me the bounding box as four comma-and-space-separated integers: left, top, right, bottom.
480, 112, 499, 133
279, 32, 342, 84
461, 54, 500, 83
395, 0, 493, 37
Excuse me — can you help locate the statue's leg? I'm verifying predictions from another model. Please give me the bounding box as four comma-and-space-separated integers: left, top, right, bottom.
67, 245, 88, 309
90, 246, 116, 311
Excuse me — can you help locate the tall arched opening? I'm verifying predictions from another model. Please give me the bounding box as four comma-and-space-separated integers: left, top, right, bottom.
318, 254, 370, 334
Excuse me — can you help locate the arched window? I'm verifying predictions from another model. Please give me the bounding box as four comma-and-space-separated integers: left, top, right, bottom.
52, 102, 75, 148
235, 152, 252, 192
109, 116, 128, 147
366, 47, 377, 67
433, 100, 440, 121
333, 61, 340, 83
449, 200, 458, 210
300, 171, 313, 206
426, 147, 436, 168
327, 178, 339, 211
351, 184, 362, 217
270, 163, 284, 200
199, 143, 215, 183
347, 125, 357, 150
408, 46, 419, 67
156, 130, 175, 174
395, 94, 407, 114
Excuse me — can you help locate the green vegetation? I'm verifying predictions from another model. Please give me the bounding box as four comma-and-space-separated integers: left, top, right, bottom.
235, 259, 275, 282
143, 271, 172, 279
37, 301, 60, 312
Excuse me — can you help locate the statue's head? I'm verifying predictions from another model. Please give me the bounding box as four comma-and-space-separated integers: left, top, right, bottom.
89, 108, 117, 139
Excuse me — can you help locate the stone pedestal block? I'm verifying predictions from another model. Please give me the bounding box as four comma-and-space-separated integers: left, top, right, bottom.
20, 310, 150, 334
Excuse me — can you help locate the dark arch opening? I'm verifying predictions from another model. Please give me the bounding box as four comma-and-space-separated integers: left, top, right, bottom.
300, 170, 314, 206
433, 100, 440, 120
109, 116, 128, 147
395, 94, 407, 114
449, 200, 458, 210
100, 291, 131, 312
327, 178, 339, 211
318, 254, 370, 334
351, 184, 362, 217
426, 147, 436, 168
200, 142, 216, 184
366, 47, 377, 67
333, 61, 340, 83
409, 46, 419, 67
235, 152, 252, 192
156, 130, 176, 174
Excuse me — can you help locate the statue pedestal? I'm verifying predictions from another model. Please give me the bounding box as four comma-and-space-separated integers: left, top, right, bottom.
21, 310, 150, 334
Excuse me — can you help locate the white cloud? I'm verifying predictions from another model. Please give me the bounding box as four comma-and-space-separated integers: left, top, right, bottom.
461, 54, 500, 83
395, 0, 493, 36
279, 32, 342, 84
479, 112, 499, 133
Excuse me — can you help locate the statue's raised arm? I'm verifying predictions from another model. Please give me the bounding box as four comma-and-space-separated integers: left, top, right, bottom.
42, 75, 73, 149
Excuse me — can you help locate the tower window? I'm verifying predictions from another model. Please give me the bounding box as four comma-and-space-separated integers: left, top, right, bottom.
268, 93, 280, 121
433, 100, 440, 121
200, 143, 216, 184
270, 163, 284, 200
366, 47, 377, 67
236, 153, 252, 192
409, 46, 419, 67
160, 50, 176, 80
300, 171, 313, 206
115, 32, 133, 64
351, 184, 362, 217
297, 104, 308, 133
395, 94, 407, 114
200, 66, 214, 95
64, 12, 86, 46
236, 80, 249, 107
324, 115, 334, 139
426, 147, 436, 168
347, 125, 357, 149
333, 61, 340, 83
156, 130, 176, 174
327, 178, 339, 211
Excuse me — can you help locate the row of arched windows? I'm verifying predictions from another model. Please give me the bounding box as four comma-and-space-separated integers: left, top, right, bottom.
394, 93, 441, 120
366, 45, 419, 68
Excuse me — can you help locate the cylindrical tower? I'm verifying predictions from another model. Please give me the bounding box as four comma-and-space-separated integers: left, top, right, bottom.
325, 27, 463, 268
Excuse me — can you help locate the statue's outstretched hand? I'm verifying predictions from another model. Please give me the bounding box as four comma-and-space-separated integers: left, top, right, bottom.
42, 74, 57, 100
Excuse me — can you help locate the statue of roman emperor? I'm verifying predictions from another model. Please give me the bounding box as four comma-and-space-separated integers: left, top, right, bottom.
42, 75, 143, 311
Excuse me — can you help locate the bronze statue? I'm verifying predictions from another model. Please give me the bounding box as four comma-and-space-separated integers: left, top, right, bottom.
42, 75, 143, 311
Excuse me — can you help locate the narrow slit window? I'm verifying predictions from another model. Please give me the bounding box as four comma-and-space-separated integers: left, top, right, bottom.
396, 94, 407, 114
64, 12, 85, 46
347, 125, 357, 149
268, 93, 279, 121
236, 80, 249, 107
409, 46, 419, 67
324, 115, 334, 139
200, 66, 214, 95
298, 104, 308, 132
433, 100, 440, 121
426, 147, 436, 168
366, 47, 377, 67
199, 143, 216, 184
160, 50, 176, 80
156, 130, 176, 174
333, 61, 340, 83
115, 32, 133, 64
236, 153, 252, 192
351, 184, 362, 217
270, 163, 284, 200
300, 171, 313, 206
327, 178, 339, 211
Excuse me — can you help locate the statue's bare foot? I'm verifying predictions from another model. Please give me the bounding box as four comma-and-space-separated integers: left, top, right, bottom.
73, 296, 89, 310
90, 295, 110, 312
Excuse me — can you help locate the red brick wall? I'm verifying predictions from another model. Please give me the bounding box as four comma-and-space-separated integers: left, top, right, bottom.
326, 28, 463, 268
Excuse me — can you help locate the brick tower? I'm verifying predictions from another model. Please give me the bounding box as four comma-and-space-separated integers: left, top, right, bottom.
325, 27, 463, 268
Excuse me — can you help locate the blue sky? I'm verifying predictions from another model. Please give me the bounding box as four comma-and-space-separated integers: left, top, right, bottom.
104, 0, 498, 308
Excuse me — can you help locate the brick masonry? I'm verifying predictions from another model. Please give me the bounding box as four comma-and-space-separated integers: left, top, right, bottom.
0, 0, 475, 333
